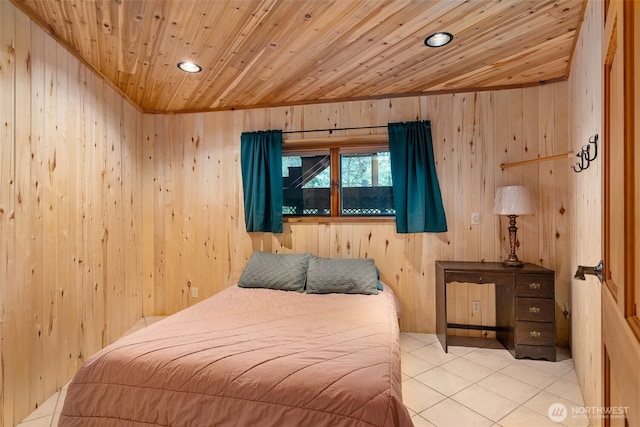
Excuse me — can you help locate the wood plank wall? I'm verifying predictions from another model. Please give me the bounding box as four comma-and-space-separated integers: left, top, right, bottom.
0, 3, 584, 425
567, 0, 603, 424
0, 2, 144, 425
142, 84, 571, 343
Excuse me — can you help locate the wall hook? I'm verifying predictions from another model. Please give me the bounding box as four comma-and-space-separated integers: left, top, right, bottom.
572, 134, 598, 173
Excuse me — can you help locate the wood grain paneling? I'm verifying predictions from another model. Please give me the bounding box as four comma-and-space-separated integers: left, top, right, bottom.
10, 0, 585, 113
0, 4, 590, 426
143, 86, 570, 341
0, 2, 143, 425
567, 0, 604, 424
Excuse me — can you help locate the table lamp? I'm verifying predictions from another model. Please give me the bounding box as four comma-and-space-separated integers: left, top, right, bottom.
493, 185, 535, 267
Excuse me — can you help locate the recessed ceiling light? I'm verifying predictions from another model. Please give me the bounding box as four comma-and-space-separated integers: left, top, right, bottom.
424, 32, 454, 48
177, 61, 202, 73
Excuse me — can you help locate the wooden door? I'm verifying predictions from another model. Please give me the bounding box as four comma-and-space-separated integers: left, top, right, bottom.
602, 1, 640, 426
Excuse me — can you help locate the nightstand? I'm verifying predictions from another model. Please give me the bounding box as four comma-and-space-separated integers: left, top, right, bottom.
435, 261, 556, 361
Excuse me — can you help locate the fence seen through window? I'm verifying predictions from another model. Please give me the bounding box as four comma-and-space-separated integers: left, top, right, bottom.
282, 150, 394, 217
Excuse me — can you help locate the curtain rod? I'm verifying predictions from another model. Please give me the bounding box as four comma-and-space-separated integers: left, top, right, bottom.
282, 125, 387, 135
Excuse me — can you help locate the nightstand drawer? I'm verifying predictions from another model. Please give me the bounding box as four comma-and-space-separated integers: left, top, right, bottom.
516, 297, 555, 322
516, 274, 554, 298
445, 272, 509, 285
516, 321, 555, 346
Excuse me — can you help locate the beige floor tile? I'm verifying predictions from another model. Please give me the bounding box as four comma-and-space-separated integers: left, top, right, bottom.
500, 363, 559, 389
562, 369, 579, 384
462, 347, 515, 371
524, 391, 584, 420
55, 388, 68, 414
421, 398, 493, 427
562, 411, 590, 427
17, 416, 53, 427
498, 405, 560, 427
518, 357, 575, 377
21, 391, 59, 422
414, 366, 473, 397
410, 343, 459, 366
440, 357, 495, 382
447, 336, 495, 348
401, 352, 435, 376
446, 344, 478, 356
402, 378, 446, 413
475, 342, 512, 356
406, 333, 440, 345
477, 372, 541, 404
411, 414, 437, 427
144, 316, 167, 326
451, 384, 520, 422
545, 377, 585, 406
401, 334, 430, 352
122, 317, 147, 336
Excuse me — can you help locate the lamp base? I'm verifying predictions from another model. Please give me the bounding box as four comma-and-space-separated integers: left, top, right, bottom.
503, 258, 524, 268
504, 215, 525, 268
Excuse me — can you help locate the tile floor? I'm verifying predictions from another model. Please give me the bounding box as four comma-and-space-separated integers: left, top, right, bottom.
18, 323, 588, 427
401, 333, 588, 427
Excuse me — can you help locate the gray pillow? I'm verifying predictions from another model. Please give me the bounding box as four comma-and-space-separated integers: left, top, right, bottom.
306, 256, 379, 295
238, 251, 311, 292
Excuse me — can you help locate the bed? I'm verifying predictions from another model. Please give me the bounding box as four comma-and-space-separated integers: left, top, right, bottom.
59, 253, 413, 426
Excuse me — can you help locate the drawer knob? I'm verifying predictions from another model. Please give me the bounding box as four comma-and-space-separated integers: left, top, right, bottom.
529, 282, 541, 290
529, 331, 542, 339
529, 306, 541, 314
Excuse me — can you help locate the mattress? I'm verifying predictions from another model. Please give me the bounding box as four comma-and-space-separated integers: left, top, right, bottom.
59, 285, 413, 426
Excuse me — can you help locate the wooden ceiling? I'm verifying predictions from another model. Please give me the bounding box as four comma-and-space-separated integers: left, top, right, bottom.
12, 0, 586, 113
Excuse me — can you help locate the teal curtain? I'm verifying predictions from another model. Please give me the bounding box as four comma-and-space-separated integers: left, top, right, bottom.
240, 130, 283, 233
388, 120, 447, 233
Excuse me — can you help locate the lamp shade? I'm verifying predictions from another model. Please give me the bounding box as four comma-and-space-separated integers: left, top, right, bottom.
493, 186, 535, 215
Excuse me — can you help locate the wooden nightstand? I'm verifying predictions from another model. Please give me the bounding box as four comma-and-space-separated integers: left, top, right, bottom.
435, 261, 556, 361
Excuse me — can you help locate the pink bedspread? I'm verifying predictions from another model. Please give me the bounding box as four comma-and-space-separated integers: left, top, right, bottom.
60, 285, 413, 426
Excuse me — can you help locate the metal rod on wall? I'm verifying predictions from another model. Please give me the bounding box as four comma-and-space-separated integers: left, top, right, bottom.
282, 125, 387, 135
500, 152, 574, 170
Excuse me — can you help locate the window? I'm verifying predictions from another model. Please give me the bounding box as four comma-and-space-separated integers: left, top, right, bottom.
282, 145, 394, 218
282, 152, 331, 216
340, 151, 394, 216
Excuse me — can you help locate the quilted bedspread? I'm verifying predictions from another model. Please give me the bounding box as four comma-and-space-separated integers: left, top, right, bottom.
59, 285, 413, 426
